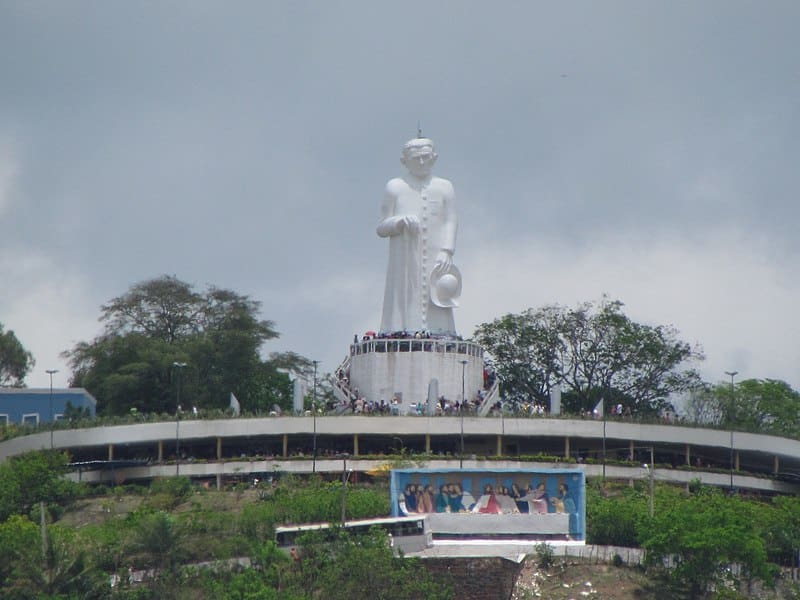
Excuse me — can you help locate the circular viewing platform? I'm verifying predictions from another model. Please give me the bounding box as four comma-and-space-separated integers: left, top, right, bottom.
350, 337, 484, 360
347, 338, 486, 411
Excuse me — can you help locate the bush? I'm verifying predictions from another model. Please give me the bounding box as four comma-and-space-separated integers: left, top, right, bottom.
586, 485, 648, 547
0, 450, 78, 520
145, 477, 193, 510
535, 542, 555, 569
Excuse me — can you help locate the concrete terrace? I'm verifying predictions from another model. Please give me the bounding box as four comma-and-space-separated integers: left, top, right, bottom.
2, 416, 799, 494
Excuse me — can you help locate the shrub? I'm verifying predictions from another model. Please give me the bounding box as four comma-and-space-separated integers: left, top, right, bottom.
535, 541, 555, 569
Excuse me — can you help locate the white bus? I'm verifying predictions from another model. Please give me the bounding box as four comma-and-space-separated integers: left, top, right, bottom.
275, 515, 431, 555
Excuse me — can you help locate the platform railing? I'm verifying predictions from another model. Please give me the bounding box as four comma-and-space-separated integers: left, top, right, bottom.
477, 378, 500, 417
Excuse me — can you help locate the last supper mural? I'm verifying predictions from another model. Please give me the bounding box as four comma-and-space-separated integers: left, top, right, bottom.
390, 468, 585, 541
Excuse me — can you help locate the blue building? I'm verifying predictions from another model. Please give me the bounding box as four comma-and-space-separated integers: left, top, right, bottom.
0, 388, 97, 425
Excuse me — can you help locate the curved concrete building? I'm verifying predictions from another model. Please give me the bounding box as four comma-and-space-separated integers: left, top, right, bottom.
2, 416, 798, 495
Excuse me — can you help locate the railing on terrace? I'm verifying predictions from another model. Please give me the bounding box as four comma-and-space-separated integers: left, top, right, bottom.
331, 354, 353, 408
477, 378, 500, 417
349, 337, 484, 359
2, 405, 799, 443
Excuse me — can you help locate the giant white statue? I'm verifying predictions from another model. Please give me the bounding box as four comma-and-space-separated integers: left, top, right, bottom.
377, 136, 461, 337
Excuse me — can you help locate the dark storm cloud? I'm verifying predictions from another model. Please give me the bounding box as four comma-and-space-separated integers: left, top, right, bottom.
0, 1, 798, 387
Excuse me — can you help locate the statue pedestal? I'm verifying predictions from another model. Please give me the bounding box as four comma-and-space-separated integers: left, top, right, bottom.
347, 338, 485, 412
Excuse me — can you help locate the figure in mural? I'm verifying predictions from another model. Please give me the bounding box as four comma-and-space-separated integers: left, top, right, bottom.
403, 484, 418, 512
510, 483, 529, 513
435, 484, 450, 513
551, 482, 576, 514
417, 484, 435, 513
496, 486, 520, 514
552, 481, 579, 536
447, 483, 467, 513
523, 482, 550, 514
377, 136, 460, 337
474, 484, 501, 514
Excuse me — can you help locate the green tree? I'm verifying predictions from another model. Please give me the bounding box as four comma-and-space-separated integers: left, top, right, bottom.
64, 275, 308, 415
0, 323, 34, 387
127, 510, 186, 572
686, 378, 800, 437
474, 297, 703, 415
640, 487, 777, 598
0, 451, 76, 521
0, 515, 39, 592
586, 484, 648, 547
291, 528, 452, 600
472, 306, 563, 406
196, 541, 300, 600
0, 517, 104, 600
762, 495, 800, 567
731, 379, 800, 437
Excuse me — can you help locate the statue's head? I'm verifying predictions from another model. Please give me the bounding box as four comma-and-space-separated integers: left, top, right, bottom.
401, 137, 437, 178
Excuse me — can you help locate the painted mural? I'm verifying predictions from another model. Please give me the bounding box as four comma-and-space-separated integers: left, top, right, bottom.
389, 468, 585, 540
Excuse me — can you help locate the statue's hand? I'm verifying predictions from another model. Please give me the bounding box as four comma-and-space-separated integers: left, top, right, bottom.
434, 250, 453, 273
401, 215, 420, 234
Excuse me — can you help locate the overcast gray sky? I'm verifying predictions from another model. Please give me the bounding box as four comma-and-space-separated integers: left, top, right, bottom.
1, 1, 798, 392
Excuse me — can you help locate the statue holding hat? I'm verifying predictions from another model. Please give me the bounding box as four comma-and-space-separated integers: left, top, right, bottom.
377, 135, 461, 337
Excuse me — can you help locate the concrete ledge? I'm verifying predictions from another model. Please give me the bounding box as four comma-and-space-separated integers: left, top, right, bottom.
427, 512, 569, 536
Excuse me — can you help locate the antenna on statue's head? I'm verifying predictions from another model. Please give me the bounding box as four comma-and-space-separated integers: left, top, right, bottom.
417, 121, 423, 138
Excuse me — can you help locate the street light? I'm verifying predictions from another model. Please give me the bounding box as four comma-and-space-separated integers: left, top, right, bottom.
460, 359, 467, 469
602, 395, 607, 484
725, 370, 738, 491
312, 360, 319, 474
643, 446, 655, 517
46, 369, 58, 449
341, 453, 351, 523
173, 362, 187, 476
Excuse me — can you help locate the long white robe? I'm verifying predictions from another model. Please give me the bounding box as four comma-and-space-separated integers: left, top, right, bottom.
377, 175, 458, 335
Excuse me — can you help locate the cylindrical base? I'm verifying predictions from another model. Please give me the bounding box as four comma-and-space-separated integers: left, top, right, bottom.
348, 338, 484, 412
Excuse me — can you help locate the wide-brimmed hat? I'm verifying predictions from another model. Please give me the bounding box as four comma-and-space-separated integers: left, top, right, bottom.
430, 264, 462, 308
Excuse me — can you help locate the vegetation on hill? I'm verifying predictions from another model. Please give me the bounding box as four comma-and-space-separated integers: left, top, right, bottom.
0, 451, 799, 598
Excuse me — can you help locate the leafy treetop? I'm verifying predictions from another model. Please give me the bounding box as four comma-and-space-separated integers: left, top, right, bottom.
473, 297, 704, 416
64, 275, 310, 416
0, 323, 34, 387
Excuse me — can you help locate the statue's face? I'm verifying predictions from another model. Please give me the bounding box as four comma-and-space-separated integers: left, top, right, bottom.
402, 144, 437, 178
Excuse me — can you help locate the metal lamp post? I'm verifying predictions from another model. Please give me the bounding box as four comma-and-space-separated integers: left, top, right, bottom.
460, 359, 467, 469
173, 362, 187, 476
644, 446, 655, 517
725, 370, 738, 491
602, 395, 607, 484
341, 453, 351, 523
312, 360, 318, 474
46, 369, 58, 449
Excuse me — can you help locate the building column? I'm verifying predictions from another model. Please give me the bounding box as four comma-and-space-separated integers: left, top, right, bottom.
353, 434, 359, 456
157, 440, 163, 462
685, 443, 691, 466
629, 440, 635, 461
735, 451, 740, 471
282, 434, 288, 458
216, 437, 222, 460
564, 436, 570, 459
496, 435, 502, 457
774, 455, 780, 475
425, 433, 431, 454
108, 444, 114, 461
